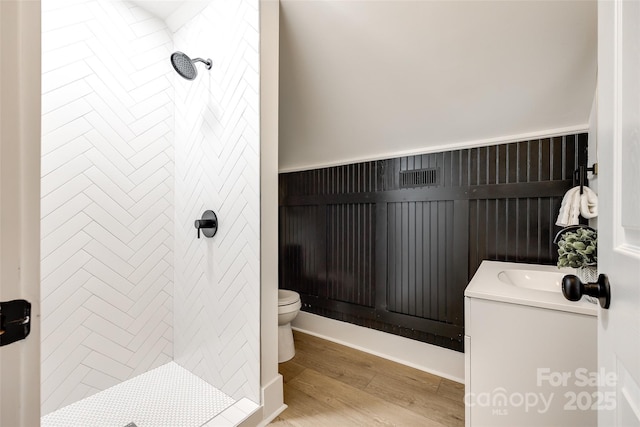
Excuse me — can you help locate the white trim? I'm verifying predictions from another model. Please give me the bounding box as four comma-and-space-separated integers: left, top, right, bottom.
257, 404, 287, 427
279, 124, 589, 173
258, 374, 286, 426
291, 312, 464, 383
259, 0, 283, 424
236, 405, 264, 427
0, 1, 41, 425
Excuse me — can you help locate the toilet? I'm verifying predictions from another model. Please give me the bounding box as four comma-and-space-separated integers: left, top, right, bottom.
278, 289, 301, 363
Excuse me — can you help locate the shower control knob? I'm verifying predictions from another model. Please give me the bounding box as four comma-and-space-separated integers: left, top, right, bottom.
195, 210, 218, 239
562, 274, 611, 309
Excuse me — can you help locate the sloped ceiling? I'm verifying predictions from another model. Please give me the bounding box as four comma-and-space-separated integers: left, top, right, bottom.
128, 0, 210, 31
279, 0, 597, 171
128, 0, 183, 20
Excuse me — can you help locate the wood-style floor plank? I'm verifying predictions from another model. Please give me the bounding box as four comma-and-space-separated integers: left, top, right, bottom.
291, 333, 378, 390
365, 373, 464, 427
271, 331, 465, 426
438, 379, 465, 402
276, 385, 362, 426
280, 359, 306, 384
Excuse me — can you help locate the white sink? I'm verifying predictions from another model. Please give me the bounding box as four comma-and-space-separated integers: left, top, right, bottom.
497, 269, 566, 293
466, 261, 595, 319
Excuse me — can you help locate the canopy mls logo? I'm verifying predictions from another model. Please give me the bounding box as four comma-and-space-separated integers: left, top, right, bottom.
464, 368, 617, 416
465, 388, 554, 415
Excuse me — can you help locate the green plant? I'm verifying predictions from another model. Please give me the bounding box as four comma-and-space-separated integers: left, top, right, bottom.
557, 228, 597, 268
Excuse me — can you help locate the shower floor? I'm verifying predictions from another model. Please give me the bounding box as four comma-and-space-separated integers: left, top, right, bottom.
41, 362, 242, 427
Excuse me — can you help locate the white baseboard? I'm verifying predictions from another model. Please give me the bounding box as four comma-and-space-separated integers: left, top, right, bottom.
257, 374, 286, 426
237, 406, 263, 427
292, 312, 464, 383
257, 404, 287, 427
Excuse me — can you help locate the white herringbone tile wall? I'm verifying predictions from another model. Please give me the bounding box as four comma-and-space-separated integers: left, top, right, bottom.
173, 0, 261, 404
41, 0, 174, 415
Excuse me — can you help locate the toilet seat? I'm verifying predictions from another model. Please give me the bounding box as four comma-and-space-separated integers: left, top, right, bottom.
278, 289, 300, 306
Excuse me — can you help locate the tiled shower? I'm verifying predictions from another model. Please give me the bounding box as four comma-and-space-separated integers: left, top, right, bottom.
40, 0, 260, 424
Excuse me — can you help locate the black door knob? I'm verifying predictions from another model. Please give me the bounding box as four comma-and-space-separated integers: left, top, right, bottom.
562, 274, 611, 309
194, 210, 218, 239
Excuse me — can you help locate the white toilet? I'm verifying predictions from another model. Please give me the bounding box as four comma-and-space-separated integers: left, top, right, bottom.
278, 289, 301, 363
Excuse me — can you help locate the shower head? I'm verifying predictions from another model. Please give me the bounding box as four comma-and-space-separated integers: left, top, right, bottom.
170, 51, 212, 80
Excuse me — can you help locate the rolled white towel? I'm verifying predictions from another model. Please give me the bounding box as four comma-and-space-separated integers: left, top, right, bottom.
580, 186, 598, 219
556, 186, 581, 227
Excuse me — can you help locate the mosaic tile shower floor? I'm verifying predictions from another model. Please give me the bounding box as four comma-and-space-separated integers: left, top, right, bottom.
41, 362, 236, 427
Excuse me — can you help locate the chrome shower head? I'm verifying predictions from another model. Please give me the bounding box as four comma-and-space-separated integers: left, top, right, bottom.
170, 51, 212, 80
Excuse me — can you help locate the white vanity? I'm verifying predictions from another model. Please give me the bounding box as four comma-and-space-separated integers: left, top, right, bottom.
465, 261, 597, 427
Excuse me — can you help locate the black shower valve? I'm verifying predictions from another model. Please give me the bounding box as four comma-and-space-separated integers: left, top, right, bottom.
194, 210, 218, 239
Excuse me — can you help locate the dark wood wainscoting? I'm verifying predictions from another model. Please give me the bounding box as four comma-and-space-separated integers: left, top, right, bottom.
279, 134, 588, 352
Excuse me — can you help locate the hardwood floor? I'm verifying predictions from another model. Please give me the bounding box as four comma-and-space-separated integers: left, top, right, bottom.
270, 331, 465, 427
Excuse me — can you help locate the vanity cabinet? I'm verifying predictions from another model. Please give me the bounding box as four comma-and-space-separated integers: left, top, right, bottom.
464, 261, 597, 427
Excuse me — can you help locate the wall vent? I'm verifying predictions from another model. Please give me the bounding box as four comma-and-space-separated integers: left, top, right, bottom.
400, 168, 439, 188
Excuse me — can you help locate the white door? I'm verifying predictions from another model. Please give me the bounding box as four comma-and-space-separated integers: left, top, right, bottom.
597, 0, 640, 425
0, 1, 41, 426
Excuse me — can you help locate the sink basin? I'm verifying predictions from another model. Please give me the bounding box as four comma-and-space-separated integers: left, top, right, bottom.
497, 269, 566, 293
465, 261, 596, 316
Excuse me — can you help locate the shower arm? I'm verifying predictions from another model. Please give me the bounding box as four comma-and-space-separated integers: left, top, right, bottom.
191, 57, 212, 70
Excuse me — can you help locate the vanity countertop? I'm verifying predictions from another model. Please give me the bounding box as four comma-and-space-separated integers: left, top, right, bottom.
465, 260, 597, 316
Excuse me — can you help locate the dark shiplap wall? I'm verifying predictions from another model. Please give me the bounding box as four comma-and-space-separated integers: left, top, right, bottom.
387, 200, 458, 322
327, 203, 375, 307
279, 134, 588, 351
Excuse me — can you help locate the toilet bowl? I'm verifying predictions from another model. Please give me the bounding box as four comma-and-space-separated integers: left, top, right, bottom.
278, 289, 301, 363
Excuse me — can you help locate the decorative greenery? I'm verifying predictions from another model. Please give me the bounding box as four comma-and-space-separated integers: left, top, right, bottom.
557, 227, 597, 268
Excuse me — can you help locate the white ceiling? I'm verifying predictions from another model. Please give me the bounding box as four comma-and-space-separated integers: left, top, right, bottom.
129, 0, 184, 21
279, 0, 598, 171
128, 0, 211, 32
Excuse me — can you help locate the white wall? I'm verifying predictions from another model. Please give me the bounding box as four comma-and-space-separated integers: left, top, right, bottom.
40, 0, 174, 414
172, 0, 261, 403
259, 0, 285, 422
279, 0, 597, 171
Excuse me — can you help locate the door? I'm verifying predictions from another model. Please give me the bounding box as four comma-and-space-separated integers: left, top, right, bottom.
0, 1, 41, 426
597, 0, 640, 425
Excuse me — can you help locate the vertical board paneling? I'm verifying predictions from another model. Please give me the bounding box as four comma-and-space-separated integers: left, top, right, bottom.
280, 206, 322, 296
386, 200, 458, 323
326, 204, 375, 307
279, 134, 587, 352
465, 133, 583, 279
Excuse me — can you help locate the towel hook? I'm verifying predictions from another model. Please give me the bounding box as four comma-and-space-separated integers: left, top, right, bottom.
574, 163, 598, 195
